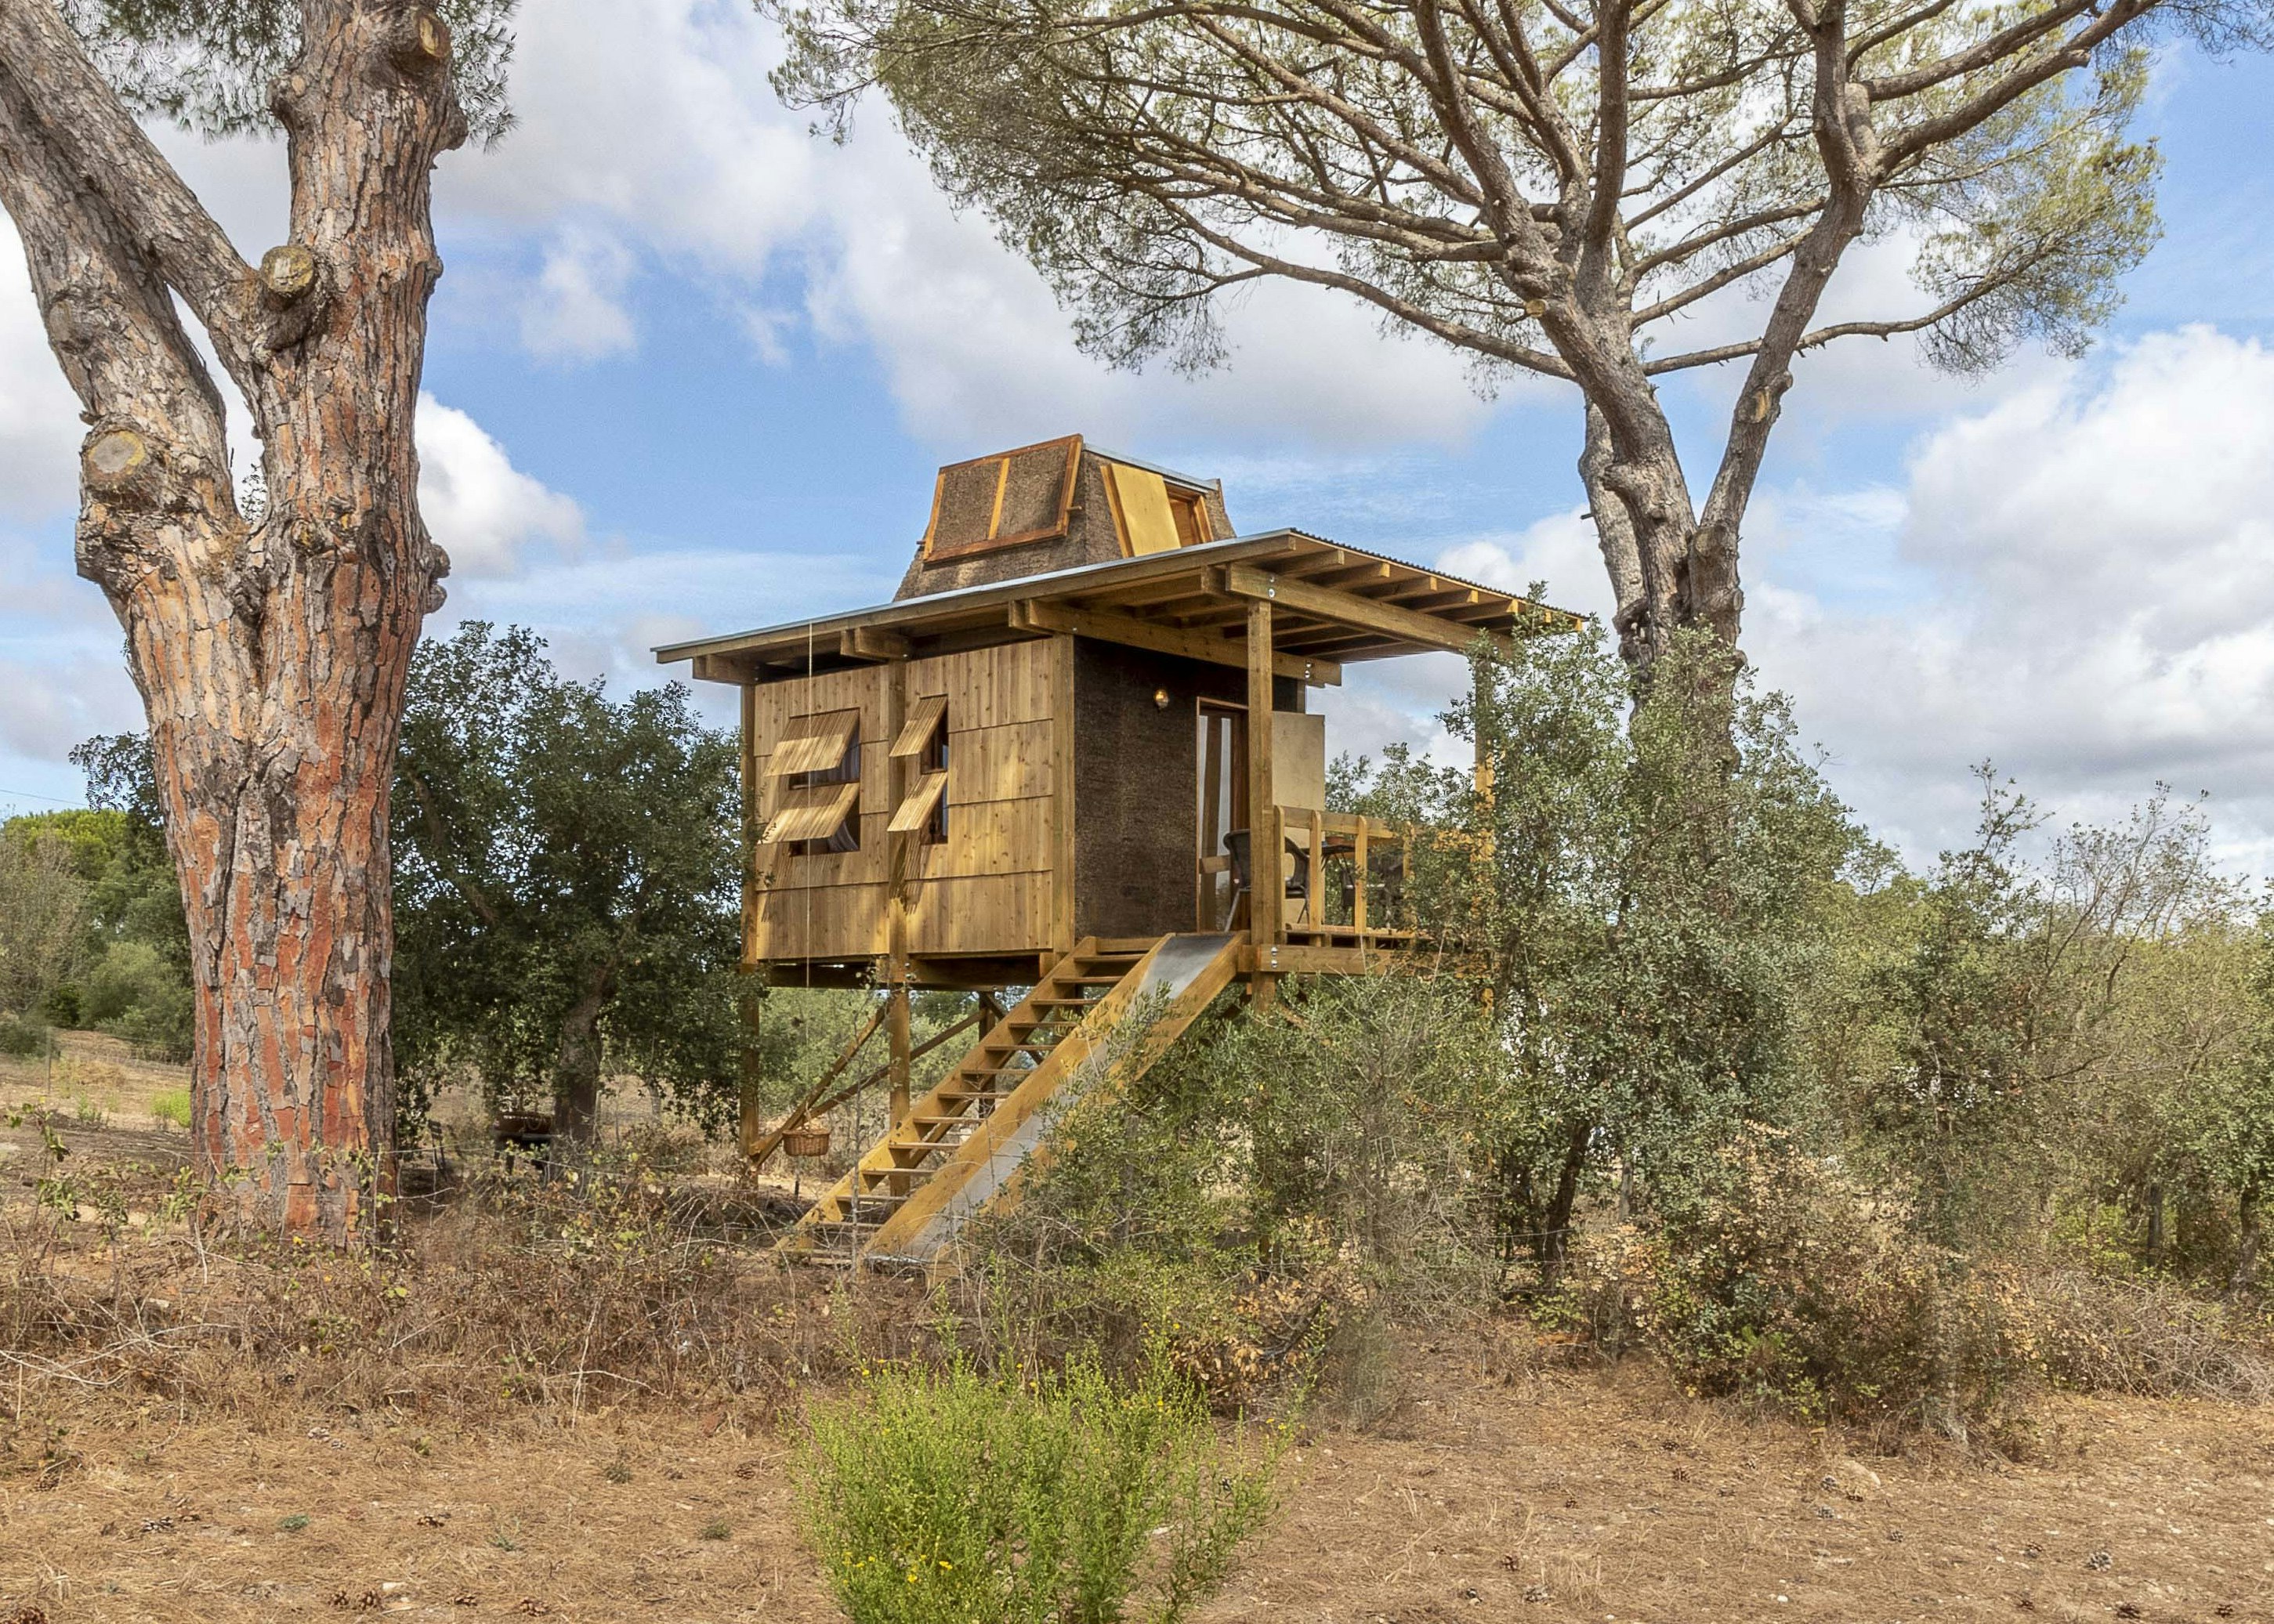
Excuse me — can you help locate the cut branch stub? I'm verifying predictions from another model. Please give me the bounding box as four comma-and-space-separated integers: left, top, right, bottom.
259, 244, 318, 302
82, 427, 149, 486
390, 11, 453, 72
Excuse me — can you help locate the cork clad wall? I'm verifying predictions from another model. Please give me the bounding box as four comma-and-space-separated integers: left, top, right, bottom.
1071, 641, 1302, 941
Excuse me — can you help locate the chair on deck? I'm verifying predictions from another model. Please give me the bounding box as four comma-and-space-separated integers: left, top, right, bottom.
1221, 827, 1310, 931
1336, 845, 1408, 930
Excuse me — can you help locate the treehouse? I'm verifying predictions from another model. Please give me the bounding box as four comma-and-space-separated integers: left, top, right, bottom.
657, 433, 1577, 1269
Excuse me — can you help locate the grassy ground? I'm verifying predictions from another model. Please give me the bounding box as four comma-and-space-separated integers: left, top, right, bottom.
2, 1082, 2269, 1624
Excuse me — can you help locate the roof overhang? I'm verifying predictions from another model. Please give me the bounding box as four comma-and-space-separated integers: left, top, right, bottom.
654, 530, 1584, 685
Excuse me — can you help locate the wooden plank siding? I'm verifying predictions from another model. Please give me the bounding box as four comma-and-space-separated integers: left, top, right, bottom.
748, 639, 1063, 965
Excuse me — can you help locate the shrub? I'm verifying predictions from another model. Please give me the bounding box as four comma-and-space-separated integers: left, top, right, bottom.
1542, 1131, 2042, 1435
78, 940, 194, 1060
2026, 1268, 2274, 1402
0, 1013, 48, 1058
149, 1088, 191, 1130
801, 1351, 1279, 1624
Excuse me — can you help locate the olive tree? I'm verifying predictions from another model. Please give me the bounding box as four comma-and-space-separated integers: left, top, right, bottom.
391, 624, 746, 1144
770, 0, 2261, 665
0, 0, 509, 1235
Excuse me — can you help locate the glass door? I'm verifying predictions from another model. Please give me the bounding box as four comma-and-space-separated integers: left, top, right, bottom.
1196, 700, 1247, 930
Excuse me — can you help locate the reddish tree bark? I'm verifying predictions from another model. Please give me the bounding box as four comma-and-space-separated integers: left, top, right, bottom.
0, 0, 466, 1239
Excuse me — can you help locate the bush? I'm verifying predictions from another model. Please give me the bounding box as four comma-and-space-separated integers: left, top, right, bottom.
2026, 1268, 2274, 1402
801, 1351, 1279, 1624
1541, 1131, 2041, 1435
79, 940, 193, 1060
0, 1013, 49, 1058
149, 1088, 191, 1130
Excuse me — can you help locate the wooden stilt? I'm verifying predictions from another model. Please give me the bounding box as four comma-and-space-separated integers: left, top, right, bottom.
1247, 597, 1279, 1011
736, 981, 765, 1166
887, 977, 912, 1127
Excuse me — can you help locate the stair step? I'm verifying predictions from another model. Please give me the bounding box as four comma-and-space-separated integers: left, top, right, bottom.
846, 1182, 918, 1204
881, 1136, 971, 1156
779, 936, 1217, 1268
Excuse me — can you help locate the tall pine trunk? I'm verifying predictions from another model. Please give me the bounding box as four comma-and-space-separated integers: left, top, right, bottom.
0, 0, 467, 1238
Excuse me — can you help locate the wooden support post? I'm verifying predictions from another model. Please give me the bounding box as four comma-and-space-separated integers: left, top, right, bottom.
740, 681, 758, 964
1246, 597, 1279, 1010
1472, 661, 1496, 819
1472, 662, 1496, 1020
737, 980, 765, 1165
882, 657, 915, 1145
1307, 805, 1323, 932
886, 978, 911, 1127
1049, 632, 1078, 957
1353, 816, 1371, 939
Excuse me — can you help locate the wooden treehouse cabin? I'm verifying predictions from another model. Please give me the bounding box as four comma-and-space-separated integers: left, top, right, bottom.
656, 434, 1577, 1269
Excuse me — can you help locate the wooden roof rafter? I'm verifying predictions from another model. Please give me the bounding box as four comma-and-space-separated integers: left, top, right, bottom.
657, 531, 1583, 682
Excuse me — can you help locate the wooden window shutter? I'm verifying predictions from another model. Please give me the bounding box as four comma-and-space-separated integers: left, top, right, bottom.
889, 693, 948, 759
922, 436, 1081, 562
768, 711, 859, 779
887, 772, 948, 836
762, 781, 862, 845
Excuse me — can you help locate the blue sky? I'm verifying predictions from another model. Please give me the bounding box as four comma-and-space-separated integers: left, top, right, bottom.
5, 4, 2274, 868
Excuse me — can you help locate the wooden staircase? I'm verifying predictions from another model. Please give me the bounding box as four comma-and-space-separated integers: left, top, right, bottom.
777, 933, 1244, 1271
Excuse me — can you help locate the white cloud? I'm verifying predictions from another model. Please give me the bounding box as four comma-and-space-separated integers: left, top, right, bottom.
1750, 325, 2274, 858
0, 219, 88, 521
412, 0, 1522, 450
520, 226, 639, 360
1308, 327, 2274, 870
416, 395, 588, 577
1438, 510, 1617, 620
0, 651, 140, 761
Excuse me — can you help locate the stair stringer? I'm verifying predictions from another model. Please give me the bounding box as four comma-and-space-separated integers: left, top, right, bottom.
860, 931, 1244, 1270
775, 937, 1118, 1257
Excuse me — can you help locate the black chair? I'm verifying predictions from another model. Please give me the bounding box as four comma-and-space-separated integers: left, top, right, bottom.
1221, 828, 1309, 931
1334, 844, 1407, 931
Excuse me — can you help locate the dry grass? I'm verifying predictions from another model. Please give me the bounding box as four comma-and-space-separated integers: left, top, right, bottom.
3, 1116, 2272, 1622
2029, 1267, 2274, 1403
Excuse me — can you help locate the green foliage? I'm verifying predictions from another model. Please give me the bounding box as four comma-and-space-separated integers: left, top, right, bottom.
36, 737, 197, 1058
1586, 1131, 2034, 1430
801, 1351, 1278, 1624
390, 623, 745, 1131
1341, 625, 1865, 1268
0, 823, 88, 1021
149, 1087, 192, 1129
0, 1013, 50, 1058
60, 0, 519, 143
977, 621, 2274, 1435
79, 940, 195, 1057
766, 0, 2218, 390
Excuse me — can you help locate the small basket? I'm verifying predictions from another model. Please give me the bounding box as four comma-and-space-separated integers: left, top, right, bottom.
781, 1126, 831, 1159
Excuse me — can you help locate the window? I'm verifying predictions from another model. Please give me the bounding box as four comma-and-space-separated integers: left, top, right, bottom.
921, 436, 1081, 562
889, 694, 950, 845
1168, 487, 1211, 548
765, 710, 862, 856
1106, 461, 1215, 555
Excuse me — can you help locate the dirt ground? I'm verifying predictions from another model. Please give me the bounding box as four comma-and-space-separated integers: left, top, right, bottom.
5, 1048, 2271, 1623
0, 1359, 2267, 1623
